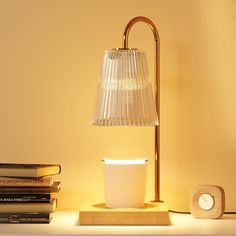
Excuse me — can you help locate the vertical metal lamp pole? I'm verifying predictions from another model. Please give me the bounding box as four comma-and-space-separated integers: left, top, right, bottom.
122, 16, 161, 202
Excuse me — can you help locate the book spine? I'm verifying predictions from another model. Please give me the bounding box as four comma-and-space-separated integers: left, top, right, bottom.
0, 163, 61, 178
0, 193, 51, 203
0, 213, 52, 224
0, 198, 56, 213
0, 177, 51, 187
0, 181, 60, 193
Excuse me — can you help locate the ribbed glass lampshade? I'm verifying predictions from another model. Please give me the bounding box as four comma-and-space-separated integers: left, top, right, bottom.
91, 49, 159, 126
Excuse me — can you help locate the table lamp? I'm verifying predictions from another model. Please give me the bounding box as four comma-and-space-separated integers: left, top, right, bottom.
79, 16, 170, 225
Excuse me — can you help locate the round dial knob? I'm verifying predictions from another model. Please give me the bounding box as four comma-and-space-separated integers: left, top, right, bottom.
198, 193, 214, 210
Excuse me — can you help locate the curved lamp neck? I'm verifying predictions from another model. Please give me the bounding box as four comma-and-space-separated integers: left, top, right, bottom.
122, 16, 161, 202
123, 16, 159, 48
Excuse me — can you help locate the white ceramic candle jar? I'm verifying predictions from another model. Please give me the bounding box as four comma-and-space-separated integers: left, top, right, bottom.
102, 158, 148, 208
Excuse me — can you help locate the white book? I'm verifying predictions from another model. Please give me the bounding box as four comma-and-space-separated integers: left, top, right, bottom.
0, 163, 61, 177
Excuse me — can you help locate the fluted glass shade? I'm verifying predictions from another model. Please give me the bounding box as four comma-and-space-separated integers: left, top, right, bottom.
91, 49, 159, 126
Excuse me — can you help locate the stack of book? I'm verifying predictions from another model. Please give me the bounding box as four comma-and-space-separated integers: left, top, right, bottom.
0, 163, 61, 224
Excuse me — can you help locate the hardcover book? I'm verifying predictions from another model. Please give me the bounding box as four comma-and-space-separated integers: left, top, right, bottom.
0, 163, 61, 178
0, 193, 56, 203
0, 176, 53, 187
0, 199, 57, 213
0, 181, 61, 193
0, 212, 52, 224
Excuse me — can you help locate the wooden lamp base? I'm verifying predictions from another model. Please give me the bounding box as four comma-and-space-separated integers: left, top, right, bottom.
79, 202, 170, 225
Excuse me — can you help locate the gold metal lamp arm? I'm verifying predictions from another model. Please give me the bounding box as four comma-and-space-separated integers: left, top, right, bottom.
122, 16, 161, 202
